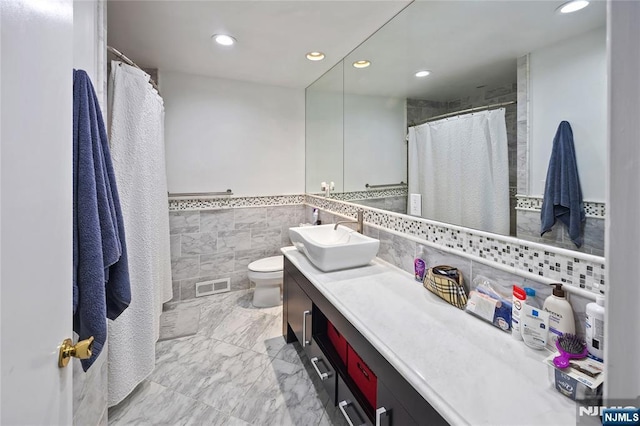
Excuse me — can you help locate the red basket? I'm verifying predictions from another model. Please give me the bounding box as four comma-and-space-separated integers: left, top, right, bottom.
347, 345, 377, 409
327, 320, 348, 365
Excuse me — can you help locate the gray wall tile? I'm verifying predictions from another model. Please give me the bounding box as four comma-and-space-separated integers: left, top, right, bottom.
517, 210, 604, 255
170, 205, 299, 297
234, 207, 267, 230
377, 229, 416, 274
281, 227, 293, 247
200, 209, 234, 234
230, 270, 251, 291
180, 277, 199, 300
471, 261, 525, 293
170, 280, 180, 303
234, 249, 268, 271
169, 211, 199, 234
218, 230, 251, 253
266, 205, 305, 227
171, 256, 199, 280
251, 227, 283, 250
200, 252, 235, 276
181, 232, 217, 255
170, 235, 181, 259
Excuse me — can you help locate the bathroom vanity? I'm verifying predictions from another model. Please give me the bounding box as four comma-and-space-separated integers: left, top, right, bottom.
281, 246, 580, 425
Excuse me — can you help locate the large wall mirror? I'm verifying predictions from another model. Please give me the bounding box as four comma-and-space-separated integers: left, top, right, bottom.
305, 0, 606, 256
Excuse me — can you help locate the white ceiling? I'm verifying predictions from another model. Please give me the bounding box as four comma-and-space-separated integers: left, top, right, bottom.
339, 0, 607, 100
108, 1, 606, 98
107, 0, 412, 89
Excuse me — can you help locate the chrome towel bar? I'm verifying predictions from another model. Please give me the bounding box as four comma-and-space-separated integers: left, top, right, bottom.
168, 189, 233, 197
365, 182, 407, 189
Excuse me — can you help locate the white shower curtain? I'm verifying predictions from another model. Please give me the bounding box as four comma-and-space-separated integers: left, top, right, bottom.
408, 108, 509, 235
107, 61, 173, 406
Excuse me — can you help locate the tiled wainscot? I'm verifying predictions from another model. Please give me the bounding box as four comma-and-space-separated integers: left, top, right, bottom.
169, 201, 305, 302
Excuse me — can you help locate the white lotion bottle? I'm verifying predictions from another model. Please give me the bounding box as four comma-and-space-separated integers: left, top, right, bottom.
543, 284, 575, 351
585, 295, 605, 361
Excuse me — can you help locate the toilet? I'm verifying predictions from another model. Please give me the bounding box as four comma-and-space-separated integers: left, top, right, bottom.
248, 255, 284, 308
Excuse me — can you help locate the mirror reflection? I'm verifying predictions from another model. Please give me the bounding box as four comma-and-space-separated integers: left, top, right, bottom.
305, 0, 606, 256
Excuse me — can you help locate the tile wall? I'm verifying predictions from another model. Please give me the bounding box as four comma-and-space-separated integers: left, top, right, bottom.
516, 210, 604, 257
169, 204, 305, 302
306, 194, 605, 294
167, 193, 606, 338
311, 207, 593, 339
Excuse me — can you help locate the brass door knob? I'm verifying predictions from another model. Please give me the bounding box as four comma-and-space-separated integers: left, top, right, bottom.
58, 336, 94, 368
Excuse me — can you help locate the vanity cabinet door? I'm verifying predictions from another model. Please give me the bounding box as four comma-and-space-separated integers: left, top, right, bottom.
337, 376, 373, 426
308, 337, 338, 405
376, 381, 417, 426
285, 271, 313, 349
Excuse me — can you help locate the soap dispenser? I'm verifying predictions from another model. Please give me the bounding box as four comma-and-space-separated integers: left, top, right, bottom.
543, 284, 575, 351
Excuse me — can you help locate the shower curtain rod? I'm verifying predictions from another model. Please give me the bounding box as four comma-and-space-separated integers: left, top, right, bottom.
107, 45, 159, 92
411, 100, 516, 127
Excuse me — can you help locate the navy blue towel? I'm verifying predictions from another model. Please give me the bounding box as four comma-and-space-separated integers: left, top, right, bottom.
540, 121, 586, 247
73, 70, 131, 370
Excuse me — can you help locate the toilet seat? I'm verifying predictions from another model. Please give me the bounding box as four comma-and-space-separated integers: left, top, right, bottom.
248, 255, 283, 273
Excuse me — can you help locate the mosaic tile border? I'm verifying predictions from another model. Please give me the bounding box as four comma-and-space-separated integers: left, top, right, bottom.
168, 194, 305, 211
306, 194, 605, 295
309, 187, 407, 201
516, 195, 605, 219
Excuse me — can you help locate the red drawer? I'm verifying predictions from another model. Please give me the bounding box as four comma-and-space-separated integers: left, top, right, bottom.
347, 345, 377, 409
327, 320, 348, 365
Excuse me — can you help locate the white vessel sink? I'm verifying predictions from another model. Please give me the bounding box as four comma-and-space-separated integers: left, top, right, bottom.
288, 224, 380, 272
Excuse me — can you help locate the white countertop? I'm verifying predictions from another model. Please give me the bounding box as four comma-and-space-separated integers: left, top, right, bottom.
282, 246, 581, 426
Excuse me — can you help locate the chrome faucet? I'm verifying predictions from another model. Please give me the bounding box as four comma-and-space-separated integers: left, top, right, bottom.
334, 210, 364, 234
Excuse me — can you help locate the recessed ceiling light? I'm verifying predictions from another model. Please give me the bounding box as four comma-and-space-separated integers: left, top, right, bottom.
212, 34, 236, 46
415, 70, 431, 77
306, 52, 325, 61
557, 0, 589, 14
353, 60, 371, 69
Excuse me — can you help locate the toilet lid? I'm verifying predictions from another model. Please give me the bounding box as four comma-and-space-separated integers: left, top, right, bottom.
248, 255, 283, 273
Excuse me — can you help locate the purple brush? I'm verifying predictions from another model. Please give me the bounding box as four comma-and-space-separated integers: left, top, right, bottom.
554, 334, 588, 369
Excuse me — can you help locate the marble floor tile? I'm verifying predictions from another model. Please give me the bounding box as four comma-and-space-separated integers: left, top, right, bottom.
232, 290, 283, 317
231, 358, 329, 426
274, 341, 304, 365
158, 306, 200, 341
210, 307, 274, 351
149, 337, 272, 415
110, 290, 346, 426
108, 380, 230, 426
317, 398, 350, 426
250, 312, 287, 357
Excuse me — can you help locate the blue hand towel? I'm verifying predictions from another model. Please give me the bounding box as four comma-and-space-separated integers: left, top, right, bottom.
540, 121, 586, 247
73, 70, 131, 370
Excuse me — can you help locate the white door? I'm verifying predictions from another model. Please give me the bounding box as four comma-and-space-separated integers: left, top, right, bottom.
0, 1, 74, 424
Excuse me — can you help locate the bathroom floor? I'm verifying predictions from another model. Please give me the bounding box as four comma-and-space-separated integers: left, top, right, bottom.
108, 290, 348, 426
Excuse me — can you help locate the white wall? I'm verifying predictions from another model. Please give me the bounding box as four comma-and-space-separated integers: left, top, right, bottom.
161, 71, 305, 196
306, 89, 344, 193
344, 93, 406, 192
529, 27, 606, 201
73, 0, 106, 108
